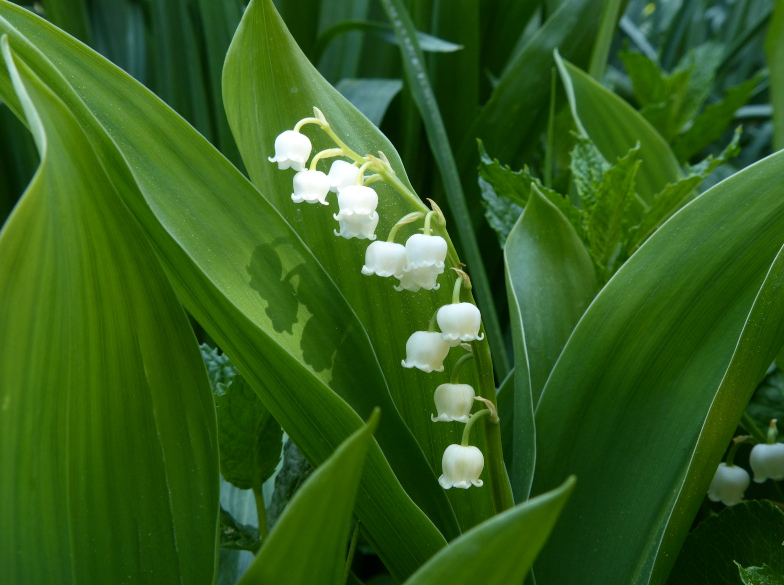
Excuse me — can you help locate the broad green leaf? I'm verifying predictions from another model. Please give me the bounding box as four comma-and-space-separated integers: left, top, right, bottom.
668, 501, 784, 585
746, 367, 784, 432
335, 78, 403, 126
0, 3, 449, 579
768, 0, 784, 151
267, 439, 314, 530
220, 507, 261, 553
377, 0, 511, 382
0, 38, 218, 584
238, 411, 379, 585
532, 148, 784, 585
737, 563, 784, 585
505, 186, 596, 499
671, 77, 757, 162
404, 476, 575, 585
215, 375, 284, 492
223, 0, 504, 529
555, 53, 682, 202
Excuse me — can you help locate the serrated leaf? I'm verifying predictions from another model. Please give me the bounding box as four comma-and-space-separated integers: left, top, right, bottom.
736, 563, 784, 585
570, 134, 608, 211
201, 343, 239, 392
216, 374, 283, 492
220, 507, 261, 553
668, 501, 784, 585
266, 439, 314, 531
672, 78, 758, 162
746, 367, 784, 434
478, 174, 523, 246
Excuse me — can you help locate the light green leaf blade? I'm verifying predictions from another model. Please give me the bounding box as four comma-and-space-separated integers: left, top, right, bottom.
0, 37, 219, 584
404, 476, 575, 585
0, 3, 448, 580
505, 186, 596, 500
216, 375, 283, 492
532, 149, 784, 585
223, 0, 503, 529
238, 411, 379, 585
555, 52, 682, 202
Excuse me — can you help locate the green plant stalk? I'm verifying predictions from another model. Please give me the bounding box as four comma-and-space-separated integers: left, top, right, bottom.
545, 67, 556, 189
475, 336, 515, 513
378, 0, 511, 379
344, 521, 361, 582
741, 412, 767, 444
254, 487, 268, 542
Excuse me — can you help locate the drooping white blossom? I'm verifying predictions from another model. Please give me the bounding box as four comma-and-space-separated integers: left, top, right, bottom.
333, 185, 379, 240
291, 170, 330, 205
431, 383, 475, 422
749, 442, 784, 483
401, 331, 450, 373
361, 241, 407, 278
394, 234, 447, 292
707, 462, 750, 506
327, 160, 360, 193
268, 130, 312, 171
437, 303, 484, 346
438, 444, 484, 489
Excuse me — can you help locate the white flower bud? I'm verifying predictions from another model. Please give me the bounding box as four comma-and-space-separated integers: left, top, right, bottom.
327, 160, 360, 193
431, 383, 475, 422
437, 303, 484, 346
393, 234, 447, 292
749, 442, 784, 483
401, 331, 450, 373
707, 462, 749, 506
268, 130, 312, 171
362, 241, 407, 277
438, 444, 484, 489
333, 185, 379, 240
291, 170, 330, 205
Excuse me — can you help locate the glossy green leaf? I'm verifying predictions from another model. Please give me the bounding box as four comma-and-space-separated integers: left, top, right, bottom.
0, 37, 218, 584
532, 149, 784, 585
668, 501, 784, 585
0, 3, 449, 580
223, 0, 507, 529
737, 563, 784, 585
238, 411, 379, 585
768, 0, 784, 151
215, 375, 283, 492
555, 52, 682, 201
505, 186, 596, 500
335, 78, 403, 126
404, 476, 575, 585
377, 0, 511, 382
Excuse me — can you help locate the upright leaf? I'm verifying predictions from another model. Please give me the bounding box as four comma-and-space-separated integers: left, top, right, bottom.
0, 37, 219, 584
768, 0, 784, 151
532, 150, 784, 585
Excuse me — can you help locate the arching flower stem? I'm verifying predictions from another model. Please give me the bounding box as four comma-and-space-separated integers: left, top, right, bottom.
309, 148, 345, 171
452, 276, 464, 304
363, 174, 383, 186
450, 352, 474, 384
355, 161, 374, 185
726, 435, 752, 466
423, 210, 439, 235
461, 409, 493, 447
387, 212, 425, 243
768, 419, 779, 444
427, 309, 439, 333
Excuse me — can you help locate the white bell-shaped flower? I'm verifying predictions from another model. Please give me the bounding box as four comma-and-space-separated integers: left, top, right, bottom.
268, 130, 312, 171
749, 442, 784, 483
327, 160, 360, 193
291, 170, 330, 205
394, 234, 448, 292
439, 444, 484, 489
401, 331, 450, 373
333, 185, 379, 240
394, 266, 440, 292
707, 462, 749, 506
437, 303, 484, 346
362, 241, 407, 278
431, 383, 475, 422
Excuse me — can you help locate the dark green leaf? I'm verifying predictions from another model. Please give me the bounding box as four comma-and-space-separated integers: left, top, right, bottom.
201, 343, 239, 392
216, 375, 284, 492
478, 173, 523, 246
668, 501, 784, 585
335, 78, 403, 126
220, 507, 262, 553
767, 1, 784, 151
266, 439, 314, 531
746, 367, 784, 434
40, 0, 91, 43
736, 563, 784, 585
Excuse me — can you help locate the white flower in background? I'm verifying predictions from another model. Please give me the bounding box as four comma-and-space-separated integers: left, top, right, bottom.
749, 442, 784, 483
431, 383, 475, 422
327, 160, 360, 193
401, 331, 450, 373
437, 303, 484, 346
333, 185, 379, 240
438, 444, 484, 489
291, 170, 330, 205
707, 462, 750, 506
268, 130, 312, 171
394, 234, 447, 292
362, 241, 407, 277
